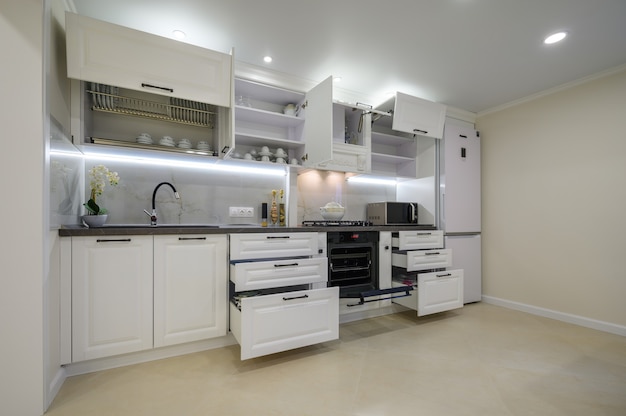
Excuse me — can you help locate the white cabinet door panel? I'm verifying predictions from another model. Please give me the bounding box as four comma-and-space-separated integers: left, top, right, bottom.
231, 257, 328, 291
230, 232, 319, 260
392, 92, 446, 139
66, 12, 232, 106
392, 230, 444, 250
392, 249, 452, 271
154, 235, 227, 348
418, 269, 464, 316
230, 287, 339, 360
72, 236, 153, 362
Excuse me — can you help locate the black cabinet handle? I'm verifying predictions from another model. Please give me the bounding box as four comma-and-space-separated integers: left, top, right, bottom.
141, 83, 174, 93
413, 128, 428, 134
179, 237, 207, 241
417, 232, 432, 236
283, 294, 309, 301
425, 251, 440, 255
267, 236, 290, 239
275, 263, 299, 268
436, 273, 452, 278
96, 238, 131, 243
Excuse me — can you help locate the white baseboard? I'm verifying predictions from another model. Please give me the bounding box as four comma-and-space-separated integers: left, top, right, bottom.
482, 296, 626, 337
46, 367, 67, 410
64, 334, 237, 377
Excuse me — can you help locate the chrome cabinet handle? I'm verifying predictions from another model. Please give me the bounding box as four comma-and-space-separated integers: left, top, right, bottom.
283, 294, 309, 301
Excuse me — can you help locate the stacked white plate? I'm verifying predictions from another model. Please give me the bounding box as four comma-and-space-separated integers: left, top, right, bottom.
159, 136, 175, 147
177, 139, 192, 149
136, 134, 153, 145
196, 142, 211, 151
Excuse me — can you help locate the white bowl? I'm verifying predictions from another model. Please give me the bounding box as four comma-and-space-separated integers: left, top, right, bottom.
82, 214, 108, 227
320, 208, 345, 220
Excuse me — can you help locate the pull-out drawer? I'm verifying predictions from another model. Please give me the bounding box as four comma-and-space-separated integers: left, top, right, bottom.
230, 232, 319, 260
392, 248, 452, 271
392, 269, 463, 316
230, 257, 328, 291
392, 230, 443, 250
230, 287, 339, 360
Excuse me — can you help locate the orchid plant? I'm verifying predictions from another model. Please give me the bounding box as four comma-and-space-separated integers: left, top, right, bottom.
83, 164, 120, 215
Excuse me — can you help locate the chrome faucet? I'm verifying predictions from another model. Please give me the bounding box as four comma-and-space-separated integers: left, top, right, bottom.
143, 182, 180, 226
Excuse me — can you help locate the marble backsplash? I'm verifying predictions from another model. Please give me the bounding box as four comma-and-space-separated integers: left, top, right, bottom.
51, 146, 431, 228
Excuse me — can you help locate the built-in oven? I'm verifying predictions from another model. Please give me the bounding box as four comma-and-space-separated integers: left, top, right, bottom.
327, 231, 379, 298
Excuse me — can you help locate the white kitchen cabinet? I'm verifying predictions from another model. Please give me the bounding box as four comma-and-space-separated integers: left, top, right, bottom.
229, 232, 319, 260
229, 232, 337, 359
230, 78, 306, 162
153, 235, 228, 348
66, 12, 232, 107
71, 235, 153, 362
392, 230, 444, 250
375, 92, 446, 139
230, 287, 339, 360
392, 269, 463, 316
66, 12, 234, 158
392, 248, 452, 272
304, 76, 372, 173
230, 257, 328, 292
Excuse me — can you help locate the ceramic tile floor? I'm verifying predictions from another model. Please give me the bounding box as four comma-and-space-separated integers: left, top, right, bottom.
46, 303, 626, 415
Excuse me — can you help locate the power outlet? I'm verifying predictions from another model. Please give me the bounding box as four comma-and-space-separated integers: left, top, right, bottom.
229, 206, 254, 218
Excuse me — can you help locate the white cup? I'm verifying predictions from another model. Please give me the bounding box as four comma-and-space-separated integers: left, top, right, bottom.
261, 146, 270, 154
275, 148, 287, 157
290, 158, 299, 165
276, 157, 285, 164
244, 153, 253, 160
261, 155, 270, 162
162, 135, 174, 143
283, 104, 296, 115
138, 133, 151, 139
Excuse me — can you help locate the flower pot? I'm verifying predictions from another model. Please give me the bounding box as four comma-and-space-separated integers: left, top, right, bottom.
81, 214, 108, 227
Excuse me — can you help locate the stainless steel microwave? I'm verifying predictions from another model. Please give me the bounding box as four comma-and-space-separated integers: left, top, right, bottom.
367, 202, 419, 225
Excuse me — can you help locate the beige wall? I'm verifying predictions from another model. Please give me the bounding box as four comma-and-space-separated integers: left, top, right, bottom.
476, 67, 626, 328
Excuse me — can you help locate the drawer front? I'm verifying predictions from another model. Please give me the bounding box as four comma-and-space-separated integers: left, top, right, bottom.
392, 249, 452, 271
418, 269, 463, 316
230, 232, 319, 260
392, 230, 443, 250
231, 257, 328, 291
230, 287, 339, 360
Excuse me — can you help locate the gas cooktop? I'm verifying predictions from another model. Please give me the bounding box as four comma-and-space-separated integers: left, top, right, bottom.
302, 220, 373, 227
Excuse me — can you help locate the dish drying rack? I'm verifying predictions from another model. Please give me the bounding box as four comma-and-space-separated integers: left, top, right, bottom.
88, 83, 216, 128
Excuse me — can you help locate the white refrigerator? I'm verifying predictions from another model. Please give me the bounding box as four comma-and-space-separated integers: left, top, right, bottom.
439, 122, 482, 303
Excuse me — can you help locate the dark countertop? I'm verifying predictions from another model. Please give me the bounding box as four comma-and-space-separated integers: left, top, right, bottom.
58, 223, 438, 236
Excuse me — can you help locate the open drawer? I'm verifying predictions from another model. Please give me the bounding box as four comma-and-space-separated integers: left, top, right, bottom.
392, 269, 464, 316
230, 286, 339, 360
392, 230, 444, 250
392, 248, 452, 271
230, 257, 328, 291
230, 232, 319, 261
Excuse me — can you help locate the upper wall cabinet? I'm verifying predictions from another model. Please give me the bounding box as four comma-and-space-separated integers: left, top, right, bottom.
375, 92, 446, 139
65, 12, 232, 107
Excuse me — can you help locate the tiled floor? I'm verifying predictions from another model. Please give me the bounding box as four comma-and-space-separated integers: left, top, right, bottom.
46, 303, 626, 415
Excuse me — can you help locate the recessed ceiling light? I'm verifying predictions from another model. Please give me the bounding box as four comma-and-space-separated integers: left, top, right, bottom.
544, 31, 567, 45
172, 30, 186, 39
263, 56, 273, 63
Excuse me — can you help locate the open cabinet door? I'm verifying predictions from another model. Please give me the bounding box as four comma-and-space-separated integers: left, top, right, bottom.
217, 48, 235, 159
303, 76, 333, 167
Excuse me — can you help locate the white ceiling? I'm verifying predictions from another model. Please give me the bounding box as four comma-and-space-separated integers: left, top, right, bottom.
69, 0, 626, 114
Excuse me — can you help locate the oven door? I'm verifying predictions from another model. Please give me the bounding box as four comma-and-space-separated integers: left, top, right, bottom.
329, 244, 375, 297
